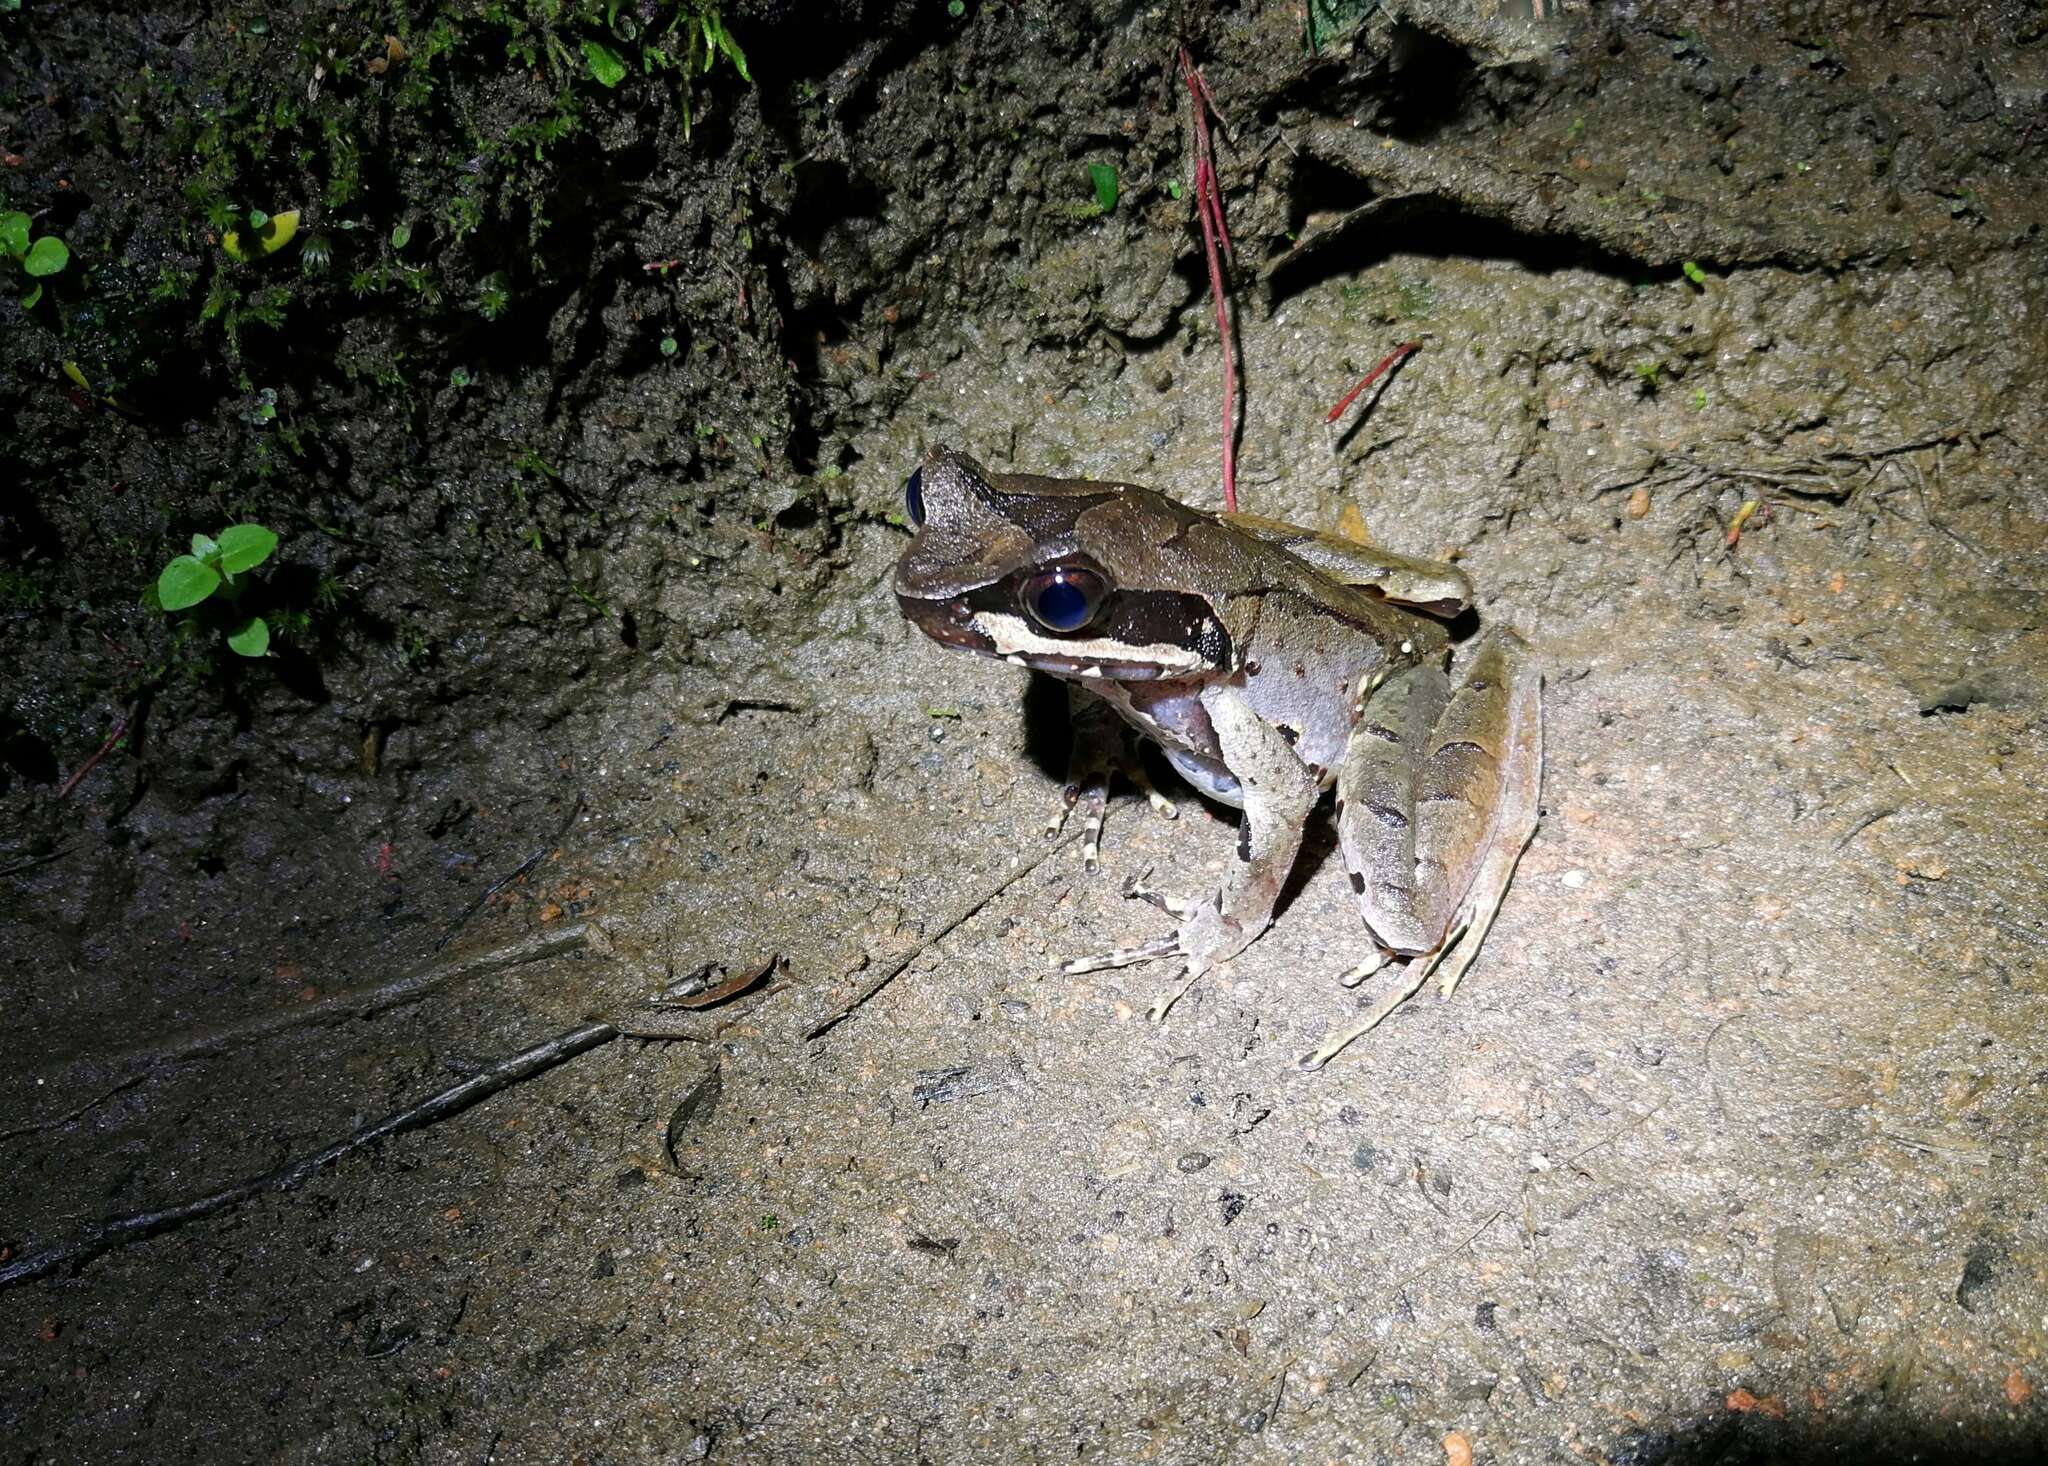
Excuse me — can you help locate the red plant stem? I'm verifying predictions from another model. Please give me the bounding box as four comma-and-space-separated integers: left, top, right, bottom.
57, 703, 137, 800
1181, 47, 1237, 512
1326, 341, 1422, 423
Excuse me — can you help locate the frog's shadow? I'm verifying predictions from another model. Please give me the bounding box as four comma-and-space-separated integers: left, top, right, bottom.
1021, 674, 1339, 922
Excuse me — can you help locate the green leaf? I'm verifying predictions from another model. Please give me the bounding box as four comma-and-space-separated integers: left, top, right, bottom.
158, 555, 222, 610
582, 39, 628, 87
190, 532, 220, 561
227, 616, 271, 657
217, 523, 279, 574
0, 211, 26, 258
1087, 163, 1118, 213
21, 282, 41, 309
23, 235, 68, 277
1681, 259, 1708, 286
390, 221, 412, 250
706, 17, 750, 82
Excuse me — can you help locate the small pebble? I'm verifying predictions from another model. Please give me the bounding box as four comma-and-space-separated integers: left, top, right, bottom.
1560, 868, 1589, 888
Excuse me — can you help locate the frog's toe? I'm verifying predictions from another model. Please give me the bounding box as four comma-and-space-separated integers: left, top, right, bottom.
1147, 969, 1197, 1022
1046, 776, 1112, 871
1337, 950, 1390, 988
1061, 932, 1182, 975
1116, 752, 1178, 821
1122, 870, 1192, 917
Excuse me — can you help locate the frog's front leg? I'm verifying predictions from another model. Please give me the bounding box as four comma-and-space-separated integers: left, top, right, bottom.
1305, 631, 1542, 1068
1063, 683, 1320, 1020
1044, 685, 1177, 873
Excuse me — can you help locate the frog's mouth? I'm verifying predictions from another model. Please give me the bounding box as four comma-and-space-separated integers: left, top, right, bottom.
897, 594, 1228, 682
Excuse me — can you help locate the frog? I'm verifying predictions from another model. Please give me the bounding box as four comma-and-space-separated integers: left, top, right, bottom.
892, 445, 1542, 1068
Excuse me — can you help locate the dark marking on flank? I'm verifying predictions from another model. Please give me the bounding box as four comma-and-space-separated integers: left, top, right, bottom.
1367, 801, 1409, 830
1293, 663, 1307, 678
1349, 871, 1366, 894
1361, 723, 1402, 744
1434, 739, 1488, 756
1468, 678, 1491, 692
1237, 821, 1252, 862
1244, 660, 1262, 676
1277, 724, 1300, 746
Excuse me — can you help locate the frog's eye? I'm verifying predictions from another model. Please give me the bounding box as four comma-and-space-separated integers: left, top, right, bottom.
1019, 566, 1109, 633
904, 468, 925, 528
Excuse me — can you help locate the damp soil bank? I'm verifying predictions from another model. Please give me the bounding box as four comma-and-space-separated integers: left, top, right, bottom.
3, 2, 2046, 1461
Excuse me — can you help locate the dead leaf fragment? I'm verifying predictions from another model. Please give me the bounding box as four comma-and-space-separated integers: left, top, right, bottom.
2006, 1367, 2033, 1406
1443, 1431, 1474, 1466
1726, 1388, 1787, 1418
1626, 487, 1651, 518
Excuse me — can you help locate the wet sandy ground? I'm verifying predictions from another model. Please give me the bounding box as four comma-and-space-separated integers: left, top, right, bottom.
6, 240, 2043, 1462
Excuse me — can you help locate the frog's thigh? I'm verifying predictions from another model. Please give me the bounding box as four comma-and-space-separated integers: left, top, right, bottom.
1334, 660, 1452, 955
1336, 633, 1540, 959
1430, 632, 1541, 998
1200, 682, 1321, 942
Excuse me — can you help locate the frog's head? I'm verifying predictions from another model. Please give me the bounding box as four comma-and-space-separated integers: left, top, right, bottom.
892, 445, 1231, 681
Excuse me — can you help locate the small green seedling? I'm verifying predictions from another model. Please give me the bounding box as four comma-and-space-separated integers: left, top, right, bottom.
1681, 260, 1708, 287
1086, 163, 1119, 213
153, 524, 280, 657
2, 210, 70, 307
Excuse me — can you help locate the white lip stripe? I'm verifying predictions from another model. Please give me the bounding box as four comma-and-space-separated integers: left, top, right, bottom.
975, 611, 1209, 672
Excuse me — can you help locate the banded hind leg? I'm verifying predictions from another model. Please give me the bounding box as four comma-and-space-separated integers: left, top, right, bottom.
1303, 632, 1542, 1069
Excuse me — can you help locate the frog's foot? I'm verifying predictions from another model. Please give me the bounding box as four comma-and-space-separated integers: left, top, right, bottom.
1045, 767, 1111, 871
1060, 898, 1245, 1011
1047, 690, 1175, 872
1143, 900, 1243, 1022
1297, 931, 1458, 1071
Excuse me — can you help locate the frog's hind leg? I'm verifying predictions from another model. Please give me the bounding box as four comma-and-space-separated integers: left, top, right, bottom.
1306, 632, 1542, 1069
1044, 686, 1176, 873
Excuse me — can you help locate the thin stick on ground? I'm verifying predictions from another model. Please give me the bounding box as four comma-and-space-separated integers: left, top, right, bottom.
0, 1020, 620, 1290
31, 922, 595, 1088
56, 702, 139, 800
1327, 341, 1421, 424
805, 832, 1082, 1041
437, 791, 585, 951
1180, 45, 1238, 512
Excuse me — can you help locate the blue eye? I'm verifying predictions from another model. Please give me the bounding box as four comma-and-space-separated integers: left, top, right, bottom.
1020, 566, 1108, 633
904, 468, 925, 528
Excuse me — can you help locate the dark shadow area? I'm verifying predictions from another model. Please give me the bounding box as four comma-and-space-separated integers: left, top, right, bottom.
1612, 1412, 2047, 1466
1378, 22, 1480, 143
1268, 199, 1686, 302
